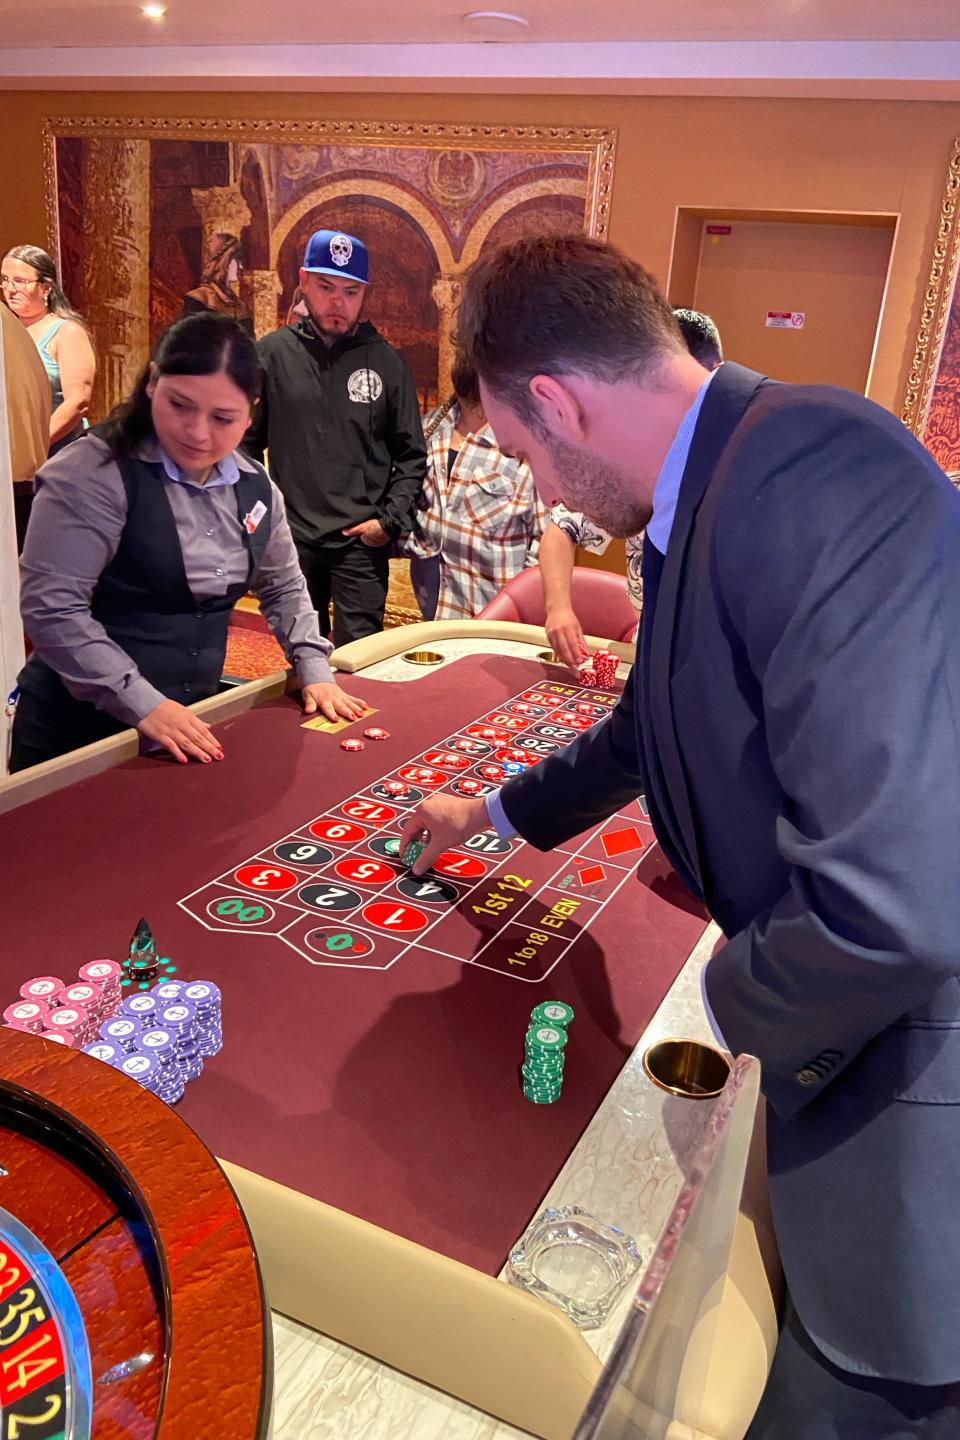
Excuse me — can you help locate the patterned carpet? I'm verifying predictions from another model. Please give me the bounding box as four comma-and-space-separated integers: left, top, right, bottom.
224, 558, 423, 681
223, 623, 287, 681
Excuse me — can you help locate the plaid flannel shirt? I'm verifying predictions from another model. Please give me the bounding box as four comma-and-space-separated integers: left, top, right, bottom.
406, 403, 548, 620
549, 503, 645, 614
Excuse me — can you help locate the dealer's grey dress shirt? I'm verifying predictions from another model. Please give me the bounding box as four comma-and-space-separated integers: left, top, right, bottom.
20, 434, 333, 727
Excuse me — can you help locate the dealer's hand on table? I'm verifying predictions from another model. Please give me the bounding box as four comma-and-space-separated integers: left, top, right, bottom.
302, 682, 367, 722
341, 518, 392, 548
545, 606, 589, 670
138, 698, 223, 765
399, 792, 491, 877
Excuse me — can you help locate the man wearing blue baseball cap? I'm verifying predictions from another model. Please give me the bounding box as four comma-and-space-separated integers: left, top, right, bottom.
246, 229, 426, 644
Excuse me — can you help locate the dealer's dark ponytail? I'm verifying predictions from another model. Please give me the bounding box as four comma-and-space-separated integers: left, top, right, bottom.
98, 312, 261, 461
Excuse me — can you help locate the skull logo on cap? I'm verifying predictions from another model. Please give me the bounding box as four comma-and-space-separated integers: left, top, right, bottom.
329, 234, 354, 268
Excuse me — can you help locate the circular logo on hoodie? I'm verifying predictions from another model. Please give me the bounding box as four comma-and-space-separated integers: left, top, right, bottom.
347, 368, 383, 403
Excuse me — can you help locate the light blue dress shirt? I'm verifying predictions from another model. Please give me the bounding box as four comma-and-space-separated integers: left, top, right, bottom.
486, 368, 718, 840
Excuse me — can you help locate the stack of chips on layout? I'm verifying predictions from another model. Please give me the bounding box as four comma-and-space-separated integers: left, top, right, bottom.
81, 978, 222, 1106
522, 1001, 575, 1105
2, 960, 124, 1049
578, 649, 618, 690
182, 981, 223, 1057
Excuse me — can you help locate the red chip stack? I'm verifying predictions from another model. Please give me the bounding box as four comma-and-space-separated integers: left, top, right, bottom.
591, 650, 619, 688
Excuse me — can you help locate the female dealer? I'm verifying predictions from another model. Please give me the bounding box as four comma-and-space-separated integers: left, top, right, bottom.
13, 312, 365, 771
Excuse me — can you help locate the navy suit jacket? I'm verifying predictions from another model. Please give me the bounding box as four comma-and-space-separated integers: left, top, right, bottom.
503, 362, 960, 1383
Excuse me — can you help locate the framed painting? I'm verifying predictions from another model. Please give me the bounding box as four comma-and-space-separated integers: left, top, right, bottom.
43, 115, 616, 424
901, 136, 960, 484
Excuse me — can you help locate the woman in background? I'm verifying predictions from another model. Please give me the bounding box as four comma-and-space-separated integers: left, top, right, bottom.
180, 232, 253, 335
1, 244, 96, 457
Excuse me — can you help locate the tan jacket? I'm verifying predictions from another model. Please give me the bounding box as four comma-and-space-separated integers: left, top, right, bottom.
2, 301, 51, 484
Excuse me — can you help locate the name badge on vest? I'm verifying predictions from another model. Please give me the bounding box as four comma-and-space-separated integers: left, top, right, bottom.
243, 500, 268, 535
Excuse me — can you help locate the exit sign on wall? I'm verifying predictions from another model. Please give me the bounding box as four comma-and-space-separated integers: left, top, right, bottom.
766, 311, 806, 329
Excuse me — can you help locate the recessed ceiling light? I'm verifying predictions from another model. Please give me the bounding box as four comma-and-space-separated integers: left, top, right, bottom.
462, 10, 531, 38
141, 2, 167, 18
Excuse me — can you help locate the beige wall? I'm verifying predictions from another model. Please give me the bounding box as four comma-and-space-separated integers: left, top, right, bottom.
693, 219, 895, 391
1, 88, 957, 581
1, 89, 957, 415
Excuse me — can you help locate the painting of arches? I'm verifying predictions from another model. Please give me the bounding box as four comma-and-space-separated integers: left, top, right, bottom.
45, 116, 616, 424
44, 116, 615, 626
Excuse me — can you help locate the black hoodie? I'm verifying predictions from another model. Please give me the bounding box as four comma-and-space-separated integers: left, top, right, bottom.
245, 318, 427, 546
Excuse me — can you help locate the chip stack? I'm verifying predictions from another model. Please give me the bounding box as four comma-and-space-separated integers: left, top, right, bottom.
152, 980, 185, 1005
63, 982, 106, 1029
134, 1028, 184, 1104
577, 663, 598, 688
20, 976, 64, 1008
3, 1000, 49, 1033
78, 961, 123, 1017
82, 1039, 125, 1068
181, 982, 222, 1057
118, 1052, 162, 1095
521, 1001, 575, 1105
591, 650, 618, 688
99, 1016, 140, 1053
522, 1023, 568, 1105
120, 993, 159, 1029
43, 1004, 96, 1048
158, 1000, 203, 1084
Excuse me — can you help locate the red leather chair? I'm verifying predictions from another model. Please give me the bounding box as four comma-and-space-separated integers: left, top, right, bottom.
476, 565, 638, 643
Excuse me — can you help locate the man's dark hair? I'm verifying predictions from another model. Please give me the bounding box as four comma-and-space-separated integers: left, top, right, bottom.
673, 308, 723, 368
456, 234, 684, 423
450, 348, 481, 409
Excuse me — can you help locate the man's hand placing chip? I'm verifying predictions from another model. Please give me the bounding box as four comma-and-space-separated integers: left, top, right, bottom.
398, 793, 490, 876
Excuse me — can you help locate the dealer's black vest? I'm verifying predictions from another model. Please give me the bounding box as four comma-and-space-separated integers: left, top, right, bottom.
21, 444, 272, 712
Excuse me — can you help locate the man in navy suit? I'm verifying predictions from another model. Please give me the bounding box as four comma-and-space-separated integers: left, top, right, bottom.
400, 234, 960, 1436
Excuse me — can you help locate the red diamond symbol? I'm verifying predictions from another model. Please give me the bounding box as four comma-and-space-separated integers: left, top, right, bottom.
578, 864, 607, 886
601, 826, 645, 858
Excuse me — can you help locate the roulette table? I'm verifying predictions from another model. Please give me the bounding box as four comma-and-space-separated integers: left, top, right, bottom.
0, 1026, 270, 1438
0, 621, 715, 1438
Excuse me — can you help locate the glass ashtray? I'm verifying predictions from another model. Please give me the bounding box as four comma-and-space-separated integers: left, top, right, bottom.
507, 1205, 644, 1328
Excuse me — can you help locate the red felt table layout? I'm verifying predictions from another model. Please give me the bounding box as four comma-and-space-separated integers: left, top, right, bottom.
0, 653, 709, 1274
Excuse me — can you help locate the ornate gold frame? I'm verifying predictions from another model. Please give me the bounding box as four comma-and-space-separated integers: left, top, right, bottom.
42, 113, 617, 265
900, 136, 960, 441
42, 114, 616, 631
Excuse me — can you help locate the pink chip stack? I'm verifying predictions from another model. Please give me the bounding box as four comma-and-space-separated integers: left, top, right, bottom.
43, 1006, 92, 1048
3, 1000, 50, 1033
20, 975, 64, 1006
77, 961, 122, 1017
2, 960, 124, 1047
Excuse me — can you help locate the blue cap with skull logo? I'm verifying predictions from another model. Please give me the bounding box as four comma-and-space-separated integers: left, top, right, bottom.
302, 230, 369, 285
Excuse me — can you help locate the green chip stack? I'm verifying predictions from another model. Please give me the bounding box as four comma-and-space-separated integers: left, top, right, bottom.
522, 1004, 574, 1104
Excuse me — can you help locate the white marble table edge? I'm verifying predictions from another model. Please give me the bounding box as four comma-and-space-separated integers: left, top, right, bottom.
269, 920, 722, 1440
